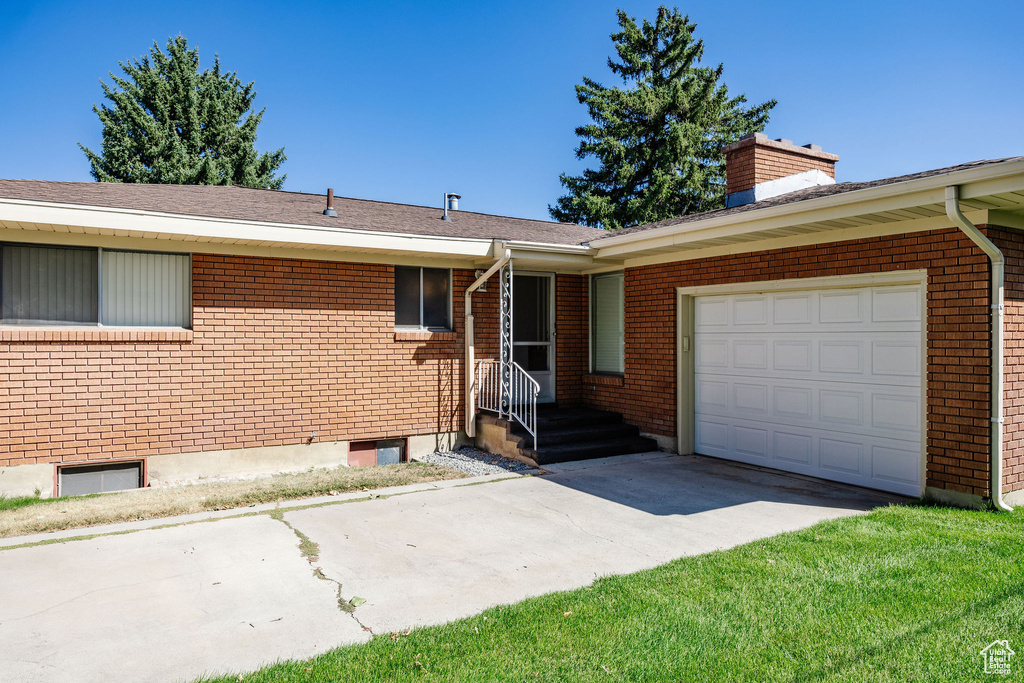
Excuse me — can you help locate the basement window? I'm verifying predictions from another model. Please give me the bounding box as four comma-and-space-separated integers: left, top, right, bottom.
349, 439, 407, 467
58, 461, 143, 496
395, 266, 451, 330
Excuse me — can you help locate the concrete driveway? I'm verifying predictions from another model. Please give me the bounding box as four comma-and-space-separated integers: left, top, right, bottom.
0, 452, 901, 682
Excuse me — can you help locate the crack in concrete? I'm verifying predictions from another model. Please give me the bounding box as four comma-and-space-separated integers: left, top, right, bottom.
533, 499, 656, 560
267, 510, 374, 635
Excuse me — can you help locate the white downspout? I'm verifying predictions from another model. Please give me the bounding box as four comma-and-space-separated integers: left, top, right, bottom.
464, 248, 512, 438
945, 185, 1013, 511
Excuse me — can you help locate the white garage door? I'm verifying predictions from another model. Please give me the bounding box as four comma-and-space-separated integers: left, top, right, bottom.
693, 284, 923, 496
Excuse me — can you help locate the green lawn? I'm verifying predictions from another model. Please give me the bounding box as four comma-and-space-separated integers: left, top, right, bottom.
201, 504, 1024, 682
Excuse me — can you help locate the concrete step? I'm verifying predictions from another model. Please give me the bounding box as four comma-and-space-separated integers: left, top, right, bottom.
520, 422, 642, 446
525, 435, 660, 466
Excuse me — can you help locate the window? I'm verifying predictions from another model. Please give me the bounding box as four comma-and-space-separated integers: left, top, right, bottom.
395, 266, 451, 329
0, 243, 191, 327
58, 460, 143, 496
591, 272, 624, 374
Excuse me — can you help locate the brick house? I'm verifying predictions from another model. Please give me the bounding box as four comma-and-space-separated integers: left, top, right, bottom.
1, 134, 1023, 510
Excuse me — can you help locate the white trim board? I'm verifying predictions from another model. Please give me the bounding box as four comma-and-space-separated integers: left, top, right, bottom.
675, 270, 928, 297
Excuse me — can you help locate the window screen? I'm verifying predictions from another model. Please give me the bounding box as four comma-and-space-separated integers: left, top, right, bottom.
59, 461, 142, 496
395, 266, 450, 329
591, 272, 624, 374
395, 266, 421, 327
422, 268, 450, 328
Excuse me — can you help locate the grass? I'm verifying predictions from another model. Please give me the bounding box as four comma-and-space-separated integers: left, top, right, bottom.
200, 504, 1024, 682
0, 463, 466, 538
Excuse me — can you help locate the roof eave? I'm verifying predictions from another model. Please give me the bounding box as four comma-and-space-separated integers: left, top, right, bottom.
0, 196, 501, 258
591, 158, 1024, 256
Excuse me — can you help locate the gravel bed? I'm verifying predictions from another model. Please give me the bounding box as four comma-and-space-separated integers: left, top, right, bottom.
419, 446, 534, 476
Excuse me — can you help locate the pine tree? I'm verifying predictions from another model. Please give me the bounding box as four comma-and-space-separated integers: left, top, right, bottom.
549, 7, 775, 229
79, 36, 286, 189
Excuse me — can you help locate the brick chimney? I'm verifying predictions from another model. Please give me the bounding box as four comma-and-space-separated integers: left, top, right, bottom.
723, 133, 839, 208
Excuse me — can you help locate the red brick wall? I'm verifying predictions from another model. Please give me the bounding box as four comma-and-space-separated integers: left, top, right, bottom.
0, 254, 474, 469
562, 228, 1000, 498
555, 274, 587, 405
726, 142, 837, 194
992, 228, 1024, 494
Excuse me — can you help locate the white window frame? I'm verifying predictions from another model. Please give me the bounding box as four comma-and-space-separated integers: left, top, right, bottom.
0, 242, 192, 328
394, 266, 453, 331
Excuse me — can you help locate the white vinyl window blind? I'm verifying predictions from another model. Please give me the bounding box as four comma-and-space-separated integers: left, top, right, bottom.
591, 272, 624, 374
0, 243, 191, 327
102, 250, 190, 326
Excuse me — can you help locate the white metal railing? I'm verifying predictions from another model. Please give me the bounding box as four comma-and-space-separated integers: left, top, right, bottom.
477, 359, 502, 415
476, 359, 539, 450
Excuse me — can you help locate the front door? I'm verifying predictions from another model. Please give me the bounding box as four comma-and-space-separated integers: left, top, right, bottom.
513, 273, 555, 403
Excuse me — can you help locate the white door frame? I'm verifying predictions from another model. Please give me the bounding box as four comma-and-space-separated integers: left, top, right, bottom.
513, 271, 556, 403
676, 269, 928, 495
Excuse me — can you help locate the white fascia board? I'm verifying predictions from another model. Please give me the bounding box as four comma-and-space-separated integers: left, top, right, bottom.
0, 197, 494, 259
498, 239, 595, 256
592, 158, 1024, 256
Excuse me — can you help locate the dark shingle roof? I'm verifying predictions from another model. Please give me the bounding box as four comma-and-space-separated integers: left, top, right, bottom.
591, 157, 1024, 241
0, 180, 606, 246
2, 157, 1019, 249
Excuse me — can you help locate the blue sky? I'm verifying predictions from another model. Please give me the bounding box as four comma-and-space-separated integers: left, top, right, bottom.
1, 0, 1021, 221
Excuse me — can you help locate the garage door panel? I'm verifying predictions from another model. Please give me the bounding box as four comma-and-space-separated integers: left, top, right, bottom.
819, 390, 864, 426
733, 296, 768, 325
734, 424, 769, 458
704, 416, 921, 496
872, 287, 921, 322
819, 438, 863, 475
819, 340, 863, 374
872, 394, 920, 431
697, 375, 920, 442
774, 386, 813, 419
695, 333, 920, 387
733, 340, 768, 369
774, 431, 812, 465
774, 340, 812, 371
696, 339, 729, 368
872, 444, 921, 486
820, 290, 864, 323
733, 383, 768, 414
774, 293, 813, 324
695, 419, 729, 453
693, 284, 923, 497
696, 286, 919, 335
871, 340, 920, 377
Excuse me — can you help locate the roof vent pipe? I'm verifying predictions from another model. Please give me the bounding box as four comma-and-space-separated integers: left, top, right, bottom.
442, 192, 461, 221
323, 188, 338, 217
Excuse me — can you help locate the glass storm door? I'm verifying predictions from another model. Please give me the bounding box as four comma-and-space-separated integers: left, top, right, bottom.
512, 273, 555, 403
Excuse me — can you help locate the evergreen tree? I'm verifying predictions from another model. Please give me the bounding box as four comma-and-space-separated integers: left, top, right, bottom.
79, 36, 286, 189
550, 7, 775, 229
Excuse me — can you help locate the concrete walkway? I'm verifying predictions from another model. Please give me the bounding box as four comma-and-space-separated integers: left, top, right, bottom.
0, 453, 901, 682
